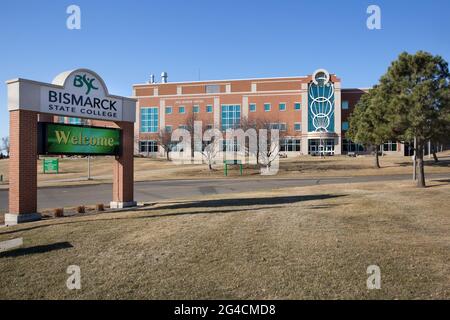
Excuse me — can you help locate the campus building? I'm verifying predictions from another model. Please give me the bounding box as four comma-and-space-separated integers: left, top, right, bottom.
132, 69, 403, 157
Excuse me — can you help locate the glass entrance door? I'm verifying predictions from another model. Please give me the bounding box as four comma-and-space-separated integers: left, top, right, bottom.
308, 139, 335, 156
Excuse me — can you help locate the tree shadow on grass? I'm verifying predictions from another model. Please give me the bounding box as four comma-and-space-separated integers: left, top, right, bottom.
0, 194, 347, 235
432, 179, 450, 183
426, 179, 450, 188
144, 194, 346, 211
0, 241, 73, 258
397, 159, 450, 168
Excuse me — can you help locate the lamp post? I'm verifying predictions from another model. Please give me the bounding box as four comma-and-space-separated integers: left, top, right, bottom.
87, 156, 92, 180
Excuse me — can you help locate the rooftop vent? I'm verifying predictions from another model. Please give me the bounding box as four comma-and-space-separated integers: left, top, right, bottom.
161, 72, 168, 83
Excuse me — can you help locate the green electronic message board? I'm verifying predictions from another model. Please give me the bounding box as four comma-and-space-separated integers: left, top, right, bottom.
38, 123, 121, 156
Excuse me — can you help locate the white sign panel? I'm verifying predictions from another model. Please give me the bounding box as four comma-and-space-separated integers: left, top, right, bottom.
40, 71, 122, 121
7, 69, 136, 123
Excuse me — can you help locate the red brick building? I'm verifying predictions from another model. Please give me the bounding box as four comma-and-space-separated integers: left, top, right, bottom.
132, 69, 403, 157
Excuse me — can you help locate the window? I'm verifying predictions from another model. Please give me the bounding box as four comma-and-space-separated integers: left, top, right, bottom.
294, 103, 301, 110
165, 106, 172, 114
206, 124, 213, 130
179, 106, 185, 114
206, 85, 220, 94
342, 121, 349, 131
206, 105, 213, 113
249, 103, 256, 112
270, 123, 287, 131
221, 104, 241, 130
382, 141, 397, 152
264, 103, 271, 112
57, 116, 66, 123
279, 103, 286, 111
139, 140, 158, 153
342, 101, 349, 110
141, 107, 159, 133
179, 124, 188, 130
222, 138, 241, 152
342, 139, 366, 153
165, 125, 172, 133
68, 117, 82, 125
193, 105, 200, 113
280, 138, 301, 152
294, 123, 302, 131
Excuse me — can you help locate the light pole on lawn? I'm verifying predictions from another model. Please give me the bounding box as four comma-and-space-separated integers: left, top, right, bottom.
87, 156, 92, 180
413, 136, 417, 181
319, 130, 324, 159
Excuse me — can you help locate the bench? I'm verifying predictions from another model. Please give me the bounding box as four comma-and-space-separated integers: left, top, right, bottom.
223, 160, 243, 176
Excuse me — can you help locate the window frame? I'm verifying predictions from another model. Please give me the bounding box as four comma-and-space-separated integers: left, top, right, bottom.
140, 107, 159, 133
342, 100, 349, 110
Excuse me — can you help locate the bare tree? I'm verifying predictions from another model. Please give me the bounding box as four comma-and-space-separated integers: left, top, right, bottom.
201, 129, 221, 171
256, 118, 286, 173
184, 109, 199, 159
240, 116, 260, 164
157, 129, 174, 161
1, 136, 9, 157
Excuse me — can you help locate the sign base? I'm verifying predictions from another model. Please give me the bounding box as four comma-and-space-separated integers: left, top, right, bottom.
4, 213, 42, 226
110, 201, 137, 209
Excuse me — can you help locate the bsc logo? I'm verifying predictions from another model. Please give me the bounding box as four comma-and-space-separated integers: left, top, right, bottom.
73, 74, 99, 95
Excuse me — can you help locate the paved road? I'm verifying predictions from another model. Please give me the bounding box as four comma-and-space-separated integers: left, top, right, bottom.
0, 173, 449, 212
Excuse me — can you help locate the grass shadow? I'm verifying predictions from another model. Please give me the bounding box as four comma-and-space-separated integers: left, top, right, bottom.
146, 194, 346, 211
0, 194, 347, 236
0, 241, 73, 258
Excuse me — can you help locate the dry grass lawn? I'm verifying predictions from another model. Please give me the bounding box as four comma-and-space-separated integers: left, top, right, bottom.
0, 180, 449, 299
0, 151, 449, 189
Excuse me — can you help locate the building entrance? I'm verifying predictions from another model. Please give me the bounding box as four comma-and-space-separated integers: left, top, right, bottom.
308, 139, 335, 156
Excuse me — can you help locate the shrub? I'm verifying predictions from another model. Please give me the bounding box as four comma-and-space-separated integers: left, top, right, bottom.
76, 206, 85, 214
54, 208, 64, 218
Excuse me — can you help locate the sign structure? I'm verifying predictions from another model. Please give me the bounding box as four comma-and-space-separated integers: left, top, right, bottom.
5, 68, 137, 225
39, 123, 121, 156
43, 158, 59, 174
7, 69, 135, 123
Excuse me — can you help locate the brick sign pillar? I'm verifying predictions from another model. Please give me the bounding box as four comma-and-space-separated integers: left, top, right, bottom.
111, 122, 136, 208
5, 110, 40, 225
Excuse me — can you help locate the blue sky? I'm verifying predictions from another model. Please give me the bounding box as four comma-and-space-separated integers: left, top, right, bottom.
1, 0, 449, 139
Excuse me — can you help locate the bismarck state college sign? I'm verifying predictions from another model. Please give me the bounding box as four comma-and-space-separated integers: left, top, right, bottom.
7, 68, 135, 122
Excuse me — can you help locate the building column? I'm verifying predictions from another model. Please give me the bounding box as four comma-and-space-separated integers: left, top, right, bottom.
213, 97, 220, 128
242, 96, 249, 119
334, 82, 342, 155
134, 101, 141, 155
111, 121, 137, 209
5, 110, 41, 225
300, 84, 309, 155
